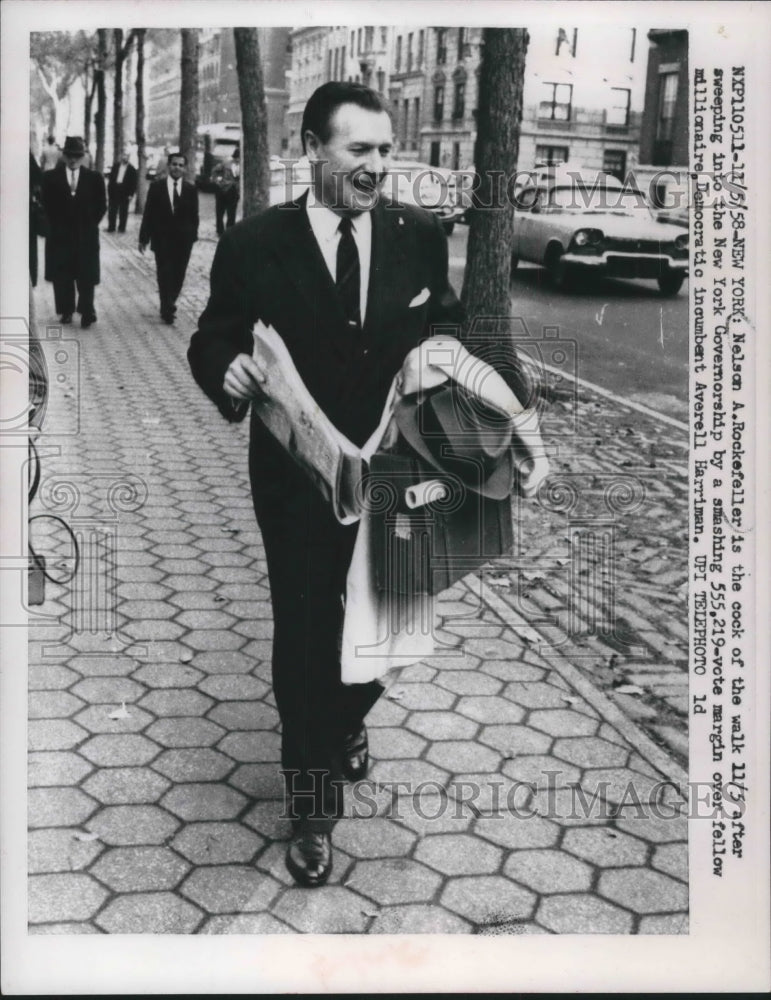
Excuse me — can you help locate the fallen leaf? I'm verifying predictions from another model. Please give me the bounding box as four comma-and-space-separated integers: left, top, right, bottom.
108, 702, 131, 720
561, 695, 578, 705
604, 830, 619, 839
180, 651, 194, 663
72, 831, 99, 842
361, 908, 379, 918
387, 688, 405, 701
213, 595, 227, 603
612, 683, 645, 696
487, 574, 511, 588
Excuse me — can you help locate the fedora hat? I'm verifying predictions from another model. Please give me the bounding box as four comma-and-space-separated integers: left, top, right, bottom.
62, 136, 86, 157
394, 384, 515, 499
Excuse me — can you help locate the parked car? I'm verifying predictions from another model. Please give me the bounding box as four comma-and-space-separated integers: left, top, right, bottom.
511, 167, 689, 295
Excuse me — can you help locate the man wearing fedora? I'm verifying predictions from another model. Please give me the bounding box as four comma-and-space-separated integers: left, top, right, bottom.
42, 136, 106, 328
189, 81, 470, 888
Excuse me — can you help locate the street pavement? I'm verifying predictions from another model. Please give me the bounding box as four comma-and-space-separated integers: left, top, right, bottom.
26, 207, 689, 934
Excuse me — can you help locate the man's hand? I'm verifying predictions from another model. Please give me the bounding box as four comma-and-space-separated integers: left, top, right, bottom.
520, 454, 550, 499
138, 242, 147, 254
223, 353, 268, 401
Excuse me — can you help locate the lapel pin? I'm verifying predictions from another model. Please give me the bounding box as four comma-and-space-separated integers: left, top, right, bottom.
398, 216, 404, 226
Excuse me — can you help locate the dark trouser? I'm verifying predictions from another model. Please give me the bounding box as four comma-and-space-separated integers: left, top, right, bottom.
254, 481, 384, 833
108, 196, 131, 232
53, 276, 95, 319
215, 190, 239, 235
154, 243, 192, 318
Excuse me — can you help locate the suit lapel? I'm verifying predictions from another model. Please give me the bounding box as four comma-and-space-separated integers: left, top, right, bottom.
364, 198, 409, 340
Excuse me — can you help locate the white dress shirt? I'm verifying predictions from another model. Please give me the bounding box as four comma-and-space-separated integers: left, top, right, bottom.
116, 163, 128, 184
166, 176, 181, 210
68, 166, 80, 194
306, 188, 372, 326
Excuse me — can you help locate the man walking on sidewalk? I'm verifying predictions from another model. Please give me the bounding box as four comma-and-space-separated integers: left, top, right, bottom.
107, 150, 138, 233
189, 82, 464, 888
138, 152, 199, 324
211, 147, 240, 236
42, 135, 106, 328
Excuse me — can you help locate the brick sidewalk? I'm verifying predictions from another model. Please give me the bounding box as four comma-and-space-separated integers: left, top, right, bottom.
26, 223, 689, 934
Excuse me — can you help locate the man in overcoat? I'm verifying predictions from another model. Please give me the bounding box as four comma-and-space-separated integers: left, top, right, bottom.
139, 151, 199, 324
189, 82, 464, 887
106, 150, 138, 233
42, 135, 106, 328
211, 147, 240, 236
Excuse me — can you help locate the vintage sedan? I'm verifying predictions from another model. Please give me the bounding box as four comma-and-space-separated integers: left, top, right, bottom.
511, 170, 689, 295
385, 161, 467, 234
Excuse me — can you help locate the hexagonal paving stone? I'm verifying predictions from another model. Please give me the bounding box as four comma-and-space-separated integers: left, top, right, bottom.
562, 826, 648, 867
73, 704, 154, 735
82, 766, 171, 805
576, 768, 664, 807
366, 697, 408, 726
79, 734, 159, 767
598, 867, 688, 913
227, 763, 284, 799
332, 818, 416, 859
426, 740, 502, 775
28, 664, 80, 690
346, 858, 441, 906
217, 731, 282, 763
131, 664, 203, 689
175, 609, 237, 630
66, 655, 140, 678
614, 810, 688, 844
181, 630, 245, 652
95, 892, 203, 933
186, 650, 256, 674
242, 801, 293, 841
639, 913, 689, 934
28, 787, 98, 829
527, 709, 599, 737
369, 904, 471, 934
118, 600, 178, 620
462, 636, 526, 660
123, 620, 185, 642
161, 783, 247, 821
28, 690, 84, 719
441, 875, 536, 926
530, 785, 618, 827
368, 727, 427, 760
456, 696, 525, 725
152, 748, 234, 783
172, 822, 264, 865
651, 841, 688, 882
201, 913, 294, 934
474, 813, 560, 850
477, 724, 553, 757
504, 848, 593, 894
29, 873, 108, 924
415, 833, 501, 876
387, 683, 455, 711
90, 846, 190, 892
139, 689, 214, 717
393, 790, 476, 837
406, 711, 479, 741
480, 660, 546, 682
369, 758, 449, 792
272, 886, 370, 933
208, 701, 280, 730
87, 805, 180, 846
447, 772, 530, 814
144, 717, 226, 748
180, 865, 281, 914
502, 754, 582, 788
70, 677, 146, 704
502, 681, 575, 710
553, 736, 629, 769
395, 663, 437, 683
28, 828, 104, 874
537, 893, 633, 933
28, 751, 93, 787
435, 671, 503, 696
197, 674, 269, 700
28, 719, 88, 752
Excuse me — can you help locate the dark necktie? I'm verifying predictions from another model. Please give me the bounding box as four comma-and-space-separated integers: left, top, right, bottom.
336, 216, 361, 330
173, 181, 180, 213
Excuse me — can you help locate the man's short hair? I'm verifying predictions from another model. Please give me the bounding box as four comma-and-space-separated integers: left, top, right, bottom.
167, 151, 187, 165
301, 81, 390, 153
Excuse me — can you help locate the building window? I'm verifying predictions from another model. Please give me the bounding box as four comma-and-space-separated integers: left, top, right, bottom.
402, 98, 409, 145
365, 27, 373, 50
412, 97, 420, 145
377, 69, 385, 93
433, 84, 445, 122
602, 150, 627, 181
535, 144, 570, 165
436, 29, 447, 66
357, 29, 362, 55
457, 27, 466, 59
452, 80, 465, 120
656, 71, 678, 140
407, 33, 413, 72
630, 28, 637, 62
350, 32, 354, 57
418, 30, 425, 68
430, 140, 441, 166
556, 27, 577, 57
539, 82, 572, 121
607, 88, 631, 127
395, 36, 402, 72
452, 141, 461, 170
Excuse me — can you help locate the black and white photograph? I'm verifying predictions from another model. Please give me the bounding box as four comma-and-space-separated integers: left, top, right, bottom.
1, 0, 769, 994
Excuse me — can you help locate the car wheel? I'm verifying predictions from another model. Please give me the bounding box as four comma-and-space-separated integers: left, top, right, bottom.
545, 246, 574, 291
441, 220, 455, 236
657, 272, 686, 296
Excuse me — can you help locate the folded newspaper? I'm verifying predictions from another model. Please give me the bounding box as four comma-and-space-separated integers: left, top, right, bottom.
251, 322, 363, 523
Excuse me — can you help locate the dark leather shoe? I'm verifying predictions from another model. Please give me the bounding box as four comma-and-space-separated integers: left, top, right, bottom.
80, 314, 96, 329
285, 829, 332, 888
341, 725, 369, 781
60, 314, 73, 324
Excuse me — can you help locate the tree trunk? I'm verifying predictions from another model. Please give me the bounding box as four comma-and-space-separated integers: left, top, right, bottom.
179, 29, 200, 183
460, 28, 532, 403
134, 29, 147, 213
94, 29, 108, 173
234, 28, 270, 218
112, 29, 124, 163
84, 64, 95, 148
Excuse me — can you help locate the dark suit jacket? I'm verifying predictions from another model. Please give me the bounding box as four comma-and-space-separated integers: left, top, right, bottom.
42, 162, 106, 285
107, 162, 138, 200
188, 192, 464, 505
139, 177, 199, 252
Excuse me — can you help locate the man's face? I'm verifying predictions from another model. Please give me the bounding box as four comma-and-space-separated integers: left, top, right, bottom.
64, 154, 83, 170
120, 152, 129, 164
167, 157, 186, 180
305, 103, 393, 214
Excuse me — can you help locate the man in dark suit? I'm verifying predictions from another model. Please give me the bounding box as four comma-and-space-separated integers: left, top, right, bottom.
106, 150, 138, 233
138, 151, 199, 324
211, 147, 240, 235
42, 135, 106, 328
189, 82, 463, 888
